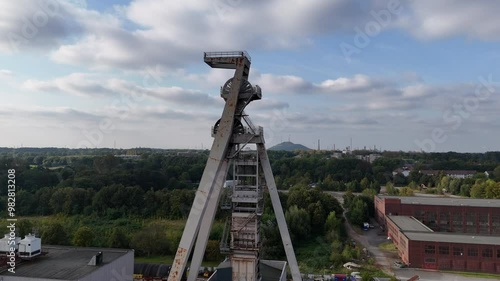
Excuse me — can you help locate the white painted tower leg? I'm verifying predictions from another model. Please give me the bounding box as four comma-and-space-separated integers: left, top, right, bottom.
257, 143, 302, 281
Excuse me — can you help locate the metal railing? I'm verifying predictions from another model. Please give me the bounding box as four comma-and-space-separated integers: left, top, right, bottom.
204, 51, 251, 62
220, 218, 231, 254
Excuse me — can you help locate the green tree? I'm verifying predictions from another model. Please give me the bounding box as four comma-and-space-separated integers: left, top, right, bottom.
17, 219, 34, 238
399, 187, 414, 196
484, 180, 500, 199
361, 272, 374, 281
49, 187, 71, 214
341, 246, 354, 260
348, 198, 369, 227
308, 201, 325, 230
360, 177, 370, 191
449, 178, 462, 195
362, 188, 377, 198
369, 180, 381, 193
385, 182, 399, 195
438, 176, 450, 192
470, 180, 486, 198
346, 180, 361, 192
460, 184, 471, 197
73, 226, 94, 247
285, 205, 311, 242
494, 165, 500, 181
108, 228, 130, 248
408, 181, 418, 189
42, 222, 68, 245
131, 223, 170, 256
17, 190, 36, 215
204, 240, 223, 262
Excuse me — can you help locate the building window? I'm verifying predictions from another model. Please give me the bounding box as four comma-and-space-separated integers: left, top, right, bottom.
468, 248, 478, 257
425, 245, 435, 254
453, 247, 463, 256
453, 212, 463, 231
497, 249, 500, 258
439, 246, 449, 255
466, 212, 477, 233
482, 248, 493, 258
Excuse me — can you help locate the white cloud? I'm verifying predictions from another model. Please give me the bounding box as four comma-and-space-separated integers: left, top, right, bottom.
397, 1, 500, 40
0, 0, 84, 52
49, 0, 379, 69
22, 73, 221, 106
0, 69, 14, 80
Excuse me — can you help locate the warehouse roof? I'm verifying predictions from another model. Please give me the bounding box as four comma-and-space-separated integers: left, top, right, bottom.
387, 216, 433, 233
0, 245, 131, 279
378, 195, 500, 208
404, 232, 500, 245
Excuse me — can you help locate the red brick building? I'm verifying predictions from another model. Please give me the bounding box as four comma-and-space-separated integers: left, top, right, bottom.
375, 196, 500, 273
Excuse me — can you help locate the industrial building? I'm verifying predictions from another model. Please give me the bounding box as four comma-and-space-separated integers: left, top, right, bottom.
0, 245, 134, 280
375, 195, 500, 272
375, 195, 500, 235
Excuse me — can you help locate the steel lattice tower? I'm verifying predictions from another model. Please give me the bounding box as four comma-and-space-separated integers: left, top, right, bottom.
167, 51, 301, 281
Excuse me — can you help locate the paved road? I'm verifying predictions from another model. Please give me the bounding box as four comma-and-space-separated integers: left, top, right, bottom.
343, 213, 394, 275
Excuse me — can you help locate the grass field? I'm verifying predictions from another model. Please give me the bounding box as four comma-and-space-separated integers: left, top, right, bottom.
378, 241, 397, 252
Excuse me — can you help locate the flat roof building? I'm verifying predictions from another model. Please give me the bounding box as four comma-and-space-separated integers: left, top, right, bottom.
376, 196, 500, 273
0, 245, 133, 281
375, 195, 500, 235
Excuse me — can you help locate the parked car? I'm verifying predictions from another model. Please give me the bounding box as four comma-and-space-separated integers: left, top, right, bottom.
351, 271, 362, 279
393, 261, 407, 268
343, 262, 362, 270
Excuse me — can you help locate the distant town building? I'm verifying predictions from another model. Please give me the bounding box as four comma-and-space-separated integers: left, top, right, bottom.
331, 152, 343, 159
115, 154, 141, 160
355, 154, 381, 163
392, 168, 411, 177
419, 170, 476, 179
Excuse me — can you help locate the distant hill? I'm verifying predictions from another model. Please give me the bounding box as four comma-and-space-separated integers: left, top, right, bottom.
269, 141, 311, 151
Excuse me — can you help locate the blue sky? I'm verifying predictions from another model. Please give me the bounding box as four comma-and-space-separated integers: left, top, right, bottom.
1, 0, 499, 152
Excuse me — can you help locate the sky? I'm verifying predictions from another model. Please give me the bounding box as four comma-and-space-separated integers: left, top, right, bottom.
1, 0, 499, 152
